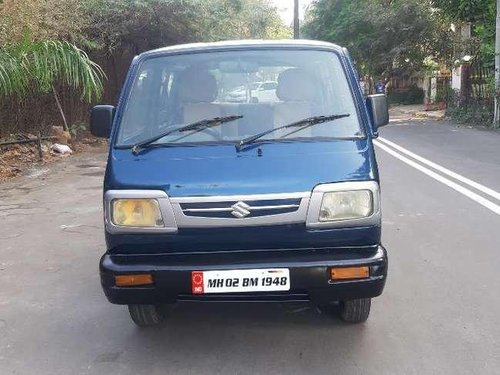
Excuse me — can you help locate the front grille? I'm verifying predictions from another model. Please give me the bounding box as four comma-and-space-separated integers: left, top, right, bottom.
180, 198, 301, 219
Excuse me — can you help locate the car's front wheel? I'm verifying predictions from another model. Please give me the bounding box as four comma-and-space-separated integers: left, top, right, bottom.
339, 298, 371, 323
128, 304, 165, 327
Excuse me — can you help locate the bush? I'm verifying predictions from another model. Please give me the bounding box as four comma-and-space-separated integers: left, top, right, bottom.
446, 102, 494, 126
388, 84, 425, 105
406, 84, 425, 104
446, 87, 495, 126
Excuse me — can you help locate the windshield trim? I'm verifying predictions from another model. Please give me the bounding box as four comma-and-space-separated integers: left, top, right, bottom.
114, 134, 367, 150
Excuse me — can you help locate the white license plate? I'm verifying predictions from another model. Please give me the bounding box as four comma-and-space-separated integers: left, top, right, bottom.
191, 268, 290, 294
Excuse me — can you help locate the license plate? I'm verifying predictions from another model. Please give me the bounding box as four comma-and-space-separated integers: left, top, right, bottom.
191, 268, 290, 294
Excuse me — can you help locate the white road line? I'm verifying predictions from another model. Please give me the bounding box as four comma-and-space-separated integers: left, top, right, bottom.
378, 137, 500, 201
373, 140, 500, 216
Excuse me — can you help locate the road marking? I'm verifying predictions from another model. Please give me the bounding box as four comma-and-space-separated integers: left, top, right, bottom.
378, 137, 500, 201
373, 140, 500, 216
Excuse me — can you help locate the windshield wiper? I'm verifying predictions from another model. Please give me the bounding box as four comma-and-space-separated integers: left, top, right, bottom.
131, 115, 243, 155
236, 114, 350, 151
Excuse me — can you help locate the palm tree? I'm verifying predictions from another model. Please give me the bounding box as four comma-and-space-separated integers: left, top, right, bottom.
0, 36, 105, 132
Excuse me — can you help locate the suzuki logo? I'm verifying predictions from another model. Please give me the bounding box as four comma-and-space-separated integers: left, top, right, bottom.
231, 201, 251, 218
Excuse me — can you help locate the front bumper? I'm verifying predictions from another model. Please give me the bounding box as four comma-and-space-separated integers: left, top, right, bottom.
100, 245, 388, 305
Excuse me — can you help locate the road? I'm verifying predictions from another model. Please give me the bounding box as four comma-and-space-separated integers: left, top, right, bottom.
1, 116, 500, 375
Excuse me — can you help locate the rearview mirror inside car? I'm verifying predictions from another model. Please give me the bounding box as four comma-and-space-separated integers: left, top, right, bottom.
219, 60, 259, 73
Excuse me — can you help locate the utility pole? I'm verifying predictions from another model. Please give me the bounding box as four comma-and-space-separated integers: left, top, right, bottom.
494, 0, 500, 127
294, 0, 300, 39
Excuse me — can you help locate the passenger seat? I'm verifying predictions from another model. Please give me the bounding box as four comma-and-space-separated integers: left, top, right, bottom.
274, 68, 318, 137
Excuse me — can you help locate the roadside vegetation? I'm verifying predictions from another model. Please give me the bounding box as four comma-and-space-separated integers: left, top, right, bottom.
303, 0, 452, 79
0, 0, 497, 138
0, 0, 289, 138
0, 35, 105, 132
303, 0, 498, 127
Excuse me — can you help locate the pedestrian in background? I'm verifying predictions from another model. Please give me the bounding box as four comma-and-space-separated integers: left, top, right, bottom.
374, 79, 386, 94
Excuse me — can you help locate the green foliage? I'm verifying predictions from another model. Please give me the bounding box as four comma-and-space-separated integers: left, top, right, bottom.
79, 0, 289, 54
406, 85, 426, 104
1, 0, 289, 52
0, 35, 104, 102
434, 86, 448, 103
0, 50, 27, 98
447, 104, 494, 125
431, 0, 492, 22
432, 0, 496, 63
193, 0, 291, 41
303, 0, 452, 77
446, 87, 495, 126
69, 122, 87, 137
0, 0, 289, 135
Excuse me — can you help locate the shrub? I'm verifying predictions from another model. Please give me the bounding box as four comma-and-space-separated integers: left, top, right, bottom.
388, 84, 425, 105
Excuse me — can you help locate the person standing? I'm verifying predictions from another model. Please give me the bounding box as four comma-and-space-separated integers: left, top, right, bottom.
374, 79, 386, 94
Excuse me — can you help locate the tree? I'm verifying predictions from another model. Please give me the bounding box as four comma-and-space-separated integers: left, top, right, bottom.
77, 0, 290, 102
432, 0, 496, 61
431, 0, 497, 126
303, 0, 452, 77
194, 0, 291, 41
432, 0, 491, 22
0, 0, 289, 136
0, 35, 104, 131
79, 0, 290, 54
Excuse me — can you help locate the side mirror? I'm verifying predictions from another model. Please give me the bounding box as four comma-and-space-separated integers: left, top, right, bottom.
366, 94, 389, 136
90, 105, 115, 138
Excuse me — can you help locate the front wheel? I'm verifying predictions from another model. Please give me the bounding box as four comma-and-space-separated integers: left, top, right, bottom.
128, 304, 165, 327
339, 298, 371, 323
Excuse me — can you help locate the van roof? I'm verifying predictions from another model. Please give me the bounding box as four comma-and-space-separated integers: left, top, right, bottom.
140, 39, 344, 58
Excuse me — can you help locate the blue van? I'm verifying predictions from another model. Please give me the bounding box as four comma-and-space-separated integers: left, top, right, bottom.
91, 40, 389, 326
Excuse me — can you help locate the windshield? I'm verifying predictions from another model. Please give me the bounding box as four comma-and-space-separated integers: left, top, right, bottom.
116, 49, 363, 147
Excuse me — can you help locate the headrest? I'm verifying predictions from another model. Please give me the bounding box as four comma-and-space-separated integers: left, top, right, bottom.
178, 68, 218, 103
276, 68, 316, 102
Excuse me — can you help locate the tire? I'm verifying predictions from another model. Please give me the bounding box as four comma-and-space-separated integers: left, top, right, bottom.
339, 298, 371, 323
128, 304, 165, 327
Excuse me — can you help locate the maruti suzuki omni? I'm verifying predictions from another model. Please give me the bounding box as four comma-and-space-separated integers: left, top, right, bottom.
90, 40, 389, 326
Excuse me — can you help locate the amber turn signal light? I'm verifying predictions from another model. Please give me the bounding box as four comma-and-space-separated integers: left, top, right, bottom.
115, 274, 153, 287
330, 266, 369, 280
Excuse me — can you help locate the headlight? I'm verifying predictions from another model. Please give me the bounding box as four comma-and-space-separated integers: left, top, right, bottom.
319, 190, 373, 221
306, 181, 380, 229
111, 199, 164, 227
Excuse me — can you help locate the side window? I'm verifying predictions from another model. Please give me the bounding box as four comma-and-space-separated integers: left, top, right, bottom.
119, 69, 153, 141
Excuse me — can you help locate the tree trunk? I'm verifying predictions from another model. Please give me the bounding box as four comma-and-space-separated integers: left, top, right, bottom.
52, 86, 69, 132
460, 64, 471, 108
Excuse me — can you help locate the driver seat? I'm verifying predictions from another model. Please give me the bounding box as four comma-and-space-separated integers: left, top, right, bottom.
178, 69, 222, 124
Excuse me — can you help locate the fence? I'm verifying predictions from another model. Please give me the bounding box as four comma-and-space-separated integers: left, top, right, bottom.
446, 59, 495, 125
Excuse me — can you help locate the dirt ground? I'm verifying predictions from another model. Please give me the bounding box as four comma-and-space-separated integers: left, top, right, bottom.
0, 135, 106, 182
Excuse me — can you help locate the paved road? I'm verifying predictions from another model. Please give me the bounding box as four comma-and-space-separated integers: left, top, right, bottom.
1, 117, 500, 375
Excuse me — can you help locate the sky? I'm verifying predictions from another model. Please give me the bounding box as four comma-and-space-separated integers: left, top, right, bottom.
270, 0, 314, 26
